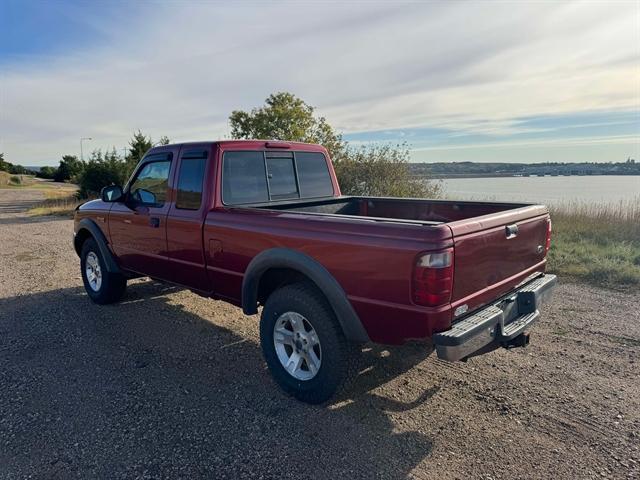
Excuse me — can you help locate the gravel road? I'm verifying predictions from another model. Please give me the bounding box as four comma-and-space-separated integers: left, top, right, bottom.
0, 188, 44, 214
1, 189, 638, 479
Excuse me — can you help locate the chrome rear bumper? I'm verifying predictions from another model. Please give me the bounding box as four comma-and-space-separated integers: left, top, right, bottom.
433, 274, 557, 361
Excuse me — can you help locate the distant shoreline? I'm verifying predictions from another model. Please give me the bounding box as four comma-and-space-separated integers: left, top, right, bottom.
420, 173, 640, 180
410, 160, 639, 179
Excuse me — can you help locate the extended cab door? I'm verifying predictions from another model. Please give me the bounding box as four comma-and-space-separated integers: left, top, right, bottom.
108, 150, 176, 279
165, 145, 212, 292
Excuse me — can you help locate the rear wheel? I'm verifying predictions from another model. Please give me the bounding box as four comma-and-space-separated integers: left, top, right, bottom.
260, 282, 356, 404
80, 238, 126, 304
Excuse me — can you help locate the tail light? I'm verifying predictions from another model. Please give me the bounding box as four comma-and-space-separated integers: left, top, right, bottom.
412, 248, 454, 307
545, 217, 552, 254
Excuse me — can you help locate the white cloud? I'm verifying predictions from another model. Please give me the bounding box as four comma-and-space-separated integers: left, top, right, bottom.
0, 0, 638, 164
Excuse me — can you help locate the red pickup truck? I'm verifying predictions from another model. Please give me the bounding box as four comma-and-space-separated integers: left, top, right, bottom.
73, 140, 556, 403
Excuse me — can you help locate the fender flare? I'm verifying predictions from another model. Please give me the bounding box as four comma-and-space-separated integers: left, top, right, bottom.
242, 248, 370, 343
74, 218, 121, 274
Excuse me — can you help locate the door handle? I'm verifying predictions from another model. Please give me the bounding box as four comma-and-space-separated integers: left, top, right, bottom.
149, 217, 160, 228
505, 224, 519, 239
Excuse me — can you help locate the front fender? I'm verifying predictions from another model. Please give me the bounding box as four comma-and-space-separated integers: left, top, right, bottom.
74, 218, 121, 274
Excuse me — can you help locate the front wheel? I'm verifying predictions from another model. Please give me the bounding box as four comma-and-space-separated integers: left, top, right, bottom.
260, 283, 356, 404
80, 238, 126, 304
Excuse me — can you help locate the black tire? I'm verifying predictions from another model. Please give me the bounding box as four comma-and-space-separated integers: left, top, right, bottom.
260, 282, 357, 404
80, 238, 126, 305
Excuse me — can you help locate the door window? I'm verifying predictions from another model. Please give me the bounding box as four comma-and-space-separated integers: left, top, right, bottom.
222, 151, 269, 204
176, 157, 206, 210
129, 160, 171, 207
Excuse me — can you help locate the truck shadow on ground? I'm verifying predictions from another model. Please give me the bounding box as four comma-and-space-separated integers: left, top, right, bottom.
0, 281, 437, 479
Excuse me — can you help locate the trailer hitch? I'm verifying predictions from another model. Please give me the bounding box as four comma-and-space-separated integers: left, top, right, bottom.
502, 332, 530, 349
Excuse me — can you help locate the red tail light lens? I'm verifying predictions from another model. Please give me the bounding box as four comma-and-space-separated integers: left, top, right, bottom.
545, 217, 552, 254
412, 248, 454, 307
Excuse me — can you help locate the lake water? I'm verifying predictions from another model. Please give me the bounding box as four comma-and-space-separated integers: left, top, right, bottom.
438, 175, 639, 206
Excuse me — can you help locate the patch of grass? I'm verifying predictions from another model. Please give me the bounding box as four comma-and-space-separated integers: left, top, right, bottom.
28, 187, 81, 217
0, 172, 40, 188
28, 202, 79, 217
547, 198, 640, 291
1, 171, 28, 187
41, 187, 78, 200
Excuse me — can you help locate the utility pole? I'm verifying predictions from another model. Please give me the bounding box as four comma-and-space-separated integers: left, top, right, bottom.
80, 137, 92, 161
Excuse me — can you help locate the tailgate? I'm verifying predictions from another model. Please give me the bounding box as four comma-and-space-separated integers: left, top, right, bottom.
448, 205, 550, 309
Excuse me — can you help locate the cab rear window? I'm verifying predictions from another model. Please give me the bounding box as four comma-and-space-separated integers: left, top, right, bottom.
222, 151, 333, 205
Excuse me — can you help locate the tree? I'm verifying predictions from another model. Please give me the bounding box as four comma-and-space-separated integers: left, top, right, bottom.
229, 92, 345, 160
125, 131, 170, 175
37, 166, 58, 180
334, 143, 441, 198
77, 148, 129, 198
126, 130, 153, 174
0, 153, 31, 174
8, 163, 29, 175
75, 131, 170, 198
54, 155, 84, 182
229, 92, 440, 198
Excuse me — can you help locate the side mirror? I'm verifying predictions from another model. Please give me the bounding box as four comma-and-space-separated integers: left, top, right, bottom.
101, 185, 123, 202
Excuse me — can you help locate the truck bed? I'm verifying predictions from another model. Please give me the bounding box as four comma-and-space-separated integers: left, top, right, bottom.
248, 196, 551, 324
254, 196, 533, 224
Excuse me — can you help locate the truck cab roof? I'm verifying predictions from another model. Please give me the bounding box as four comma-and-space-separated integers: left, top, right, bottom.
148, 139, 327, 155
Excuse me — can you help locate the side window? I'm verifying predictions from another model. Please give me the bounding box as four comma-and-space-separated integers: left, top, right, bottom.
129, 160, 171, 207
295, 152, 333, 198
222, 151, 269, 204
265, 155, 298, 200
176, 155, 207, 210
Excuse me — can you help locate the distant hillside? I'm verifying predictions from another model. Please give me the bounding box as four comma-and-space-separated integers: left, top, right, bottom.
410, 160, 640, 178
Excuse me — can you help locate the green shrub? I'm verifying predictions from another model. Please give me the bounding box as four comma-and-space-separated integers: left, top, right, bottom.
335, 143, 442, 198
37, 166, 58, 180
54, 155, 84, 182
77, 149, 129, 198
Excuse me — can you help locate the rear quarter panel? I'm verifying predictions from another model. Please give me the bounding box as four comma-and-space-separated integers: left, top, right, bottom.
203, 208, 453, 343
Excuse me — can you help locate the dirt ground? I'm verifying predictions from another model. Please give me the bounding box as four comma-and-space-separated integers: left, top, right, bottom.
0, 189, 638, 479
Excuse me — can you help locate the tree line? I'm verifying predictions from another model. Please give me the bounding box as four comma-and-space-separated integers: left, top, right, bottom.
411, 159, 639, 177
0, 153, 32, 175
2, 92, 440, 199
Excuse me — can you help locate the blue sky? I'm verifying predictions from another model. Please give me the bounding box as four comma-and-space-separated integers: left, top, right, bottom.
1, 0, 638, 165
0, 1, 151, 64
